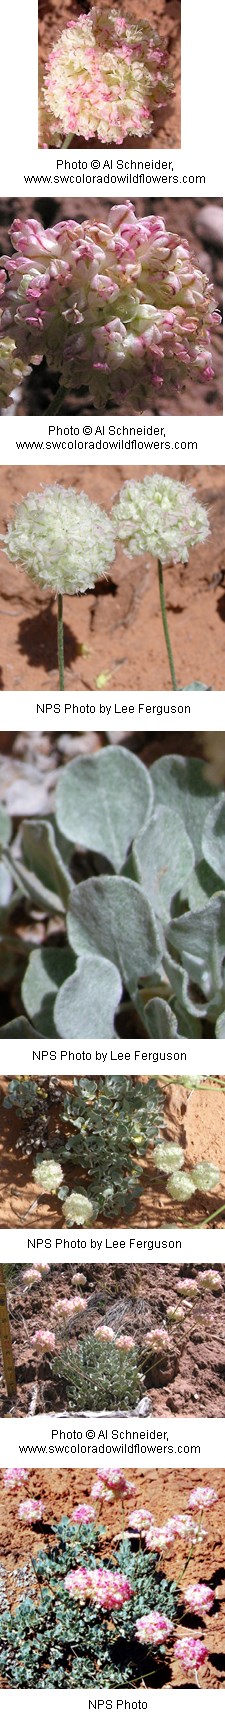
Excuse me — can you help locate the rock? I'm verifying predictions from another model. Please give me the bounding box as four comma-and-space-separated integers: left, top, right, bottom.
135, 1394, 152, 1416
194, 205, 223, 249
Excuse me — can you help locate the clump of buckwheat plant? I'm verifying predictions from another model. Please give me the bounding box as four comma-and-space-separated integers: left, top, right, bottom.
112, 474, 209, 690
52, 1332, 142, 1411
0, 1477, 217, 1687
42, 5, 171, 147
3, 485, 116, 689
3, 1076, 222, 1223
0, 205, 219, 415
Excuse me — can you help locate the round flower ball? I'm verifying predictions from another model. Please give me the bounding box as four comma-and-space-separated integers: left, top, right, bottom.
63, 1191, 94, 1225
33, 1159, 64, 1194
1, 208, 219, 415
3, 486, 116, 596
174, 1635, 207, 1672
112, 475, 210, 566
184, 1583, 215, 1613
43, 6, 170, 147
135, 1609, 174, 1645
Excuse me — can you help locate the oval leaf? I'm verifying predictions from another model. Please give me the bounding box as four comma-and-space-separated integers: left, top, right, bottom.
67, 875, 163, 992
22, 945, 74, 1033
133, 806, 194, 919
151, 755, 218, 864
54, 954, 123, 1037
56, 746, 152, 871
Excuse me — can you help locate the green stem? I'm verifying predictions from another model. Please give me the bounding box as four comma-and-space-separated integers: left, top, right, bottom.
158, 558, 177, 691
195, 1200, 225, 1228
43, 386, 67, 417
64, 133, 74, 146
57, 593, 65, 690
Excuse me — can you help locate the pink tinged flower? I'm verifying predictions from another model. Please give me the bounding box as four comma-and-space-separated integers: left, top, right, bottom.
115, 1334, 135, 1350
145, 1523, 176, 1551
90, 1568, 133, 1609
32, 1328, 56, 1351
94, 1325, 115, 1341
174, 1636, 207, 1671
54, 1297, 86, 1315
3, 1468, 29, 1487
18, 1499, 45, 1522
184, 1584, 215, 1613
128, 1509, 154, 1532
71, 1505, 95, 1525
135, 1610, 174, 1646
64, 1566, 93, 1599
22, 1268, 42, 1284
92, 1469, 135, 1498
189, 1488, 217, 1510
164, 1514, 200, 1539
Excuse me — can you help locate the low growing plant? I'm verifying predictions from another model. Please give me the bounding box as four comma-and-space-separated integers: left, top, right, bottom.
0, 1511, 179, 1688
3, 1075, 165, 1221
1, 743, 225, 1044
52, 1332, 142, 1410
0, 1480, 217, 1688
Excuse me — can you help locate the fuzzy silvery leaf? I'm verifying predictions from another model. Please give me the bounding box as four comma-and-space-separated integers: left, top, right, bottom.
0, 804, 12, 848
164, 948, 206, 1020
19, 819, 73, 911
67, 876, 163, 994
202, 795, 225, 883
150, 755, 218, 864
167, 894, 225, 1013
141, 997, 178, 1036
187, 858, 223, 911
54, 954, 123, 1037
0, 860, 15, 913
0, 1015, 34, 1037
22, 945, 74, 1033
56, 747, 152, 871
216, 1010, 225, 1038
132, 807, 194, 920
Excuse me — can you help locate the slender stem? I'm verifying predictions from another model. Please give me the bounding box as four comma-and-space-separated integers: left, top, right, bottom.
57, 593, 65, 690
195, 1201, 225, 1229
43, 386, 67, 417
158, 558, 177, 691
64, 133, 74, 146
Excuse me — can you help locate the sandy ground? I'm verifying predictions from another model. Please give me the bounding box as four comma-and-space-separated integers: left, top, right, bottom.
1, 1078, 225, 1230
0, 463, 225, 690
0, 1466, 224, 1687
38, 0, 181, 150
0, 198, 222, 416
1, 1260, 225, 1418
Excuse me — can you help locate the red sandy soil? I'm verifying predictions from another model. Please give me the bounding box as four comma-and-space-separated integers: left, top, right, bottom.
0, 1466, 224, 1687
38, 0, 181, 150
0, 464, 225, 691
0, 466, 223, 693
0, 198, 222, 416
1, 1261, 225, 1418
1, 1078, 225, 1231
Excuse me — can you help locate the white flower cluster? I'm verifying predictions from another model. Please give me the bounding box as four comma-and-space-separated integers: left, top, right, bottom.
34, 1160, 63, 1194
63, 1192, 94, 1224
3, 485, 116, 595
112, 475, 210, 565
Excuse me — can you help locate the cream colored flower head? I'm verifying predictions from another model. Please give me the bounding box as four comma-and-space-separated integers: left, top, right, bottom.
112, 474, 210, 565
3, 485, 116, 595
